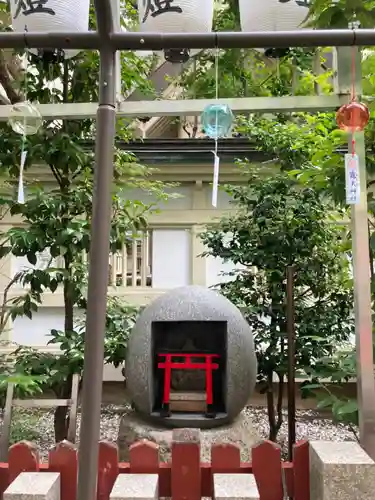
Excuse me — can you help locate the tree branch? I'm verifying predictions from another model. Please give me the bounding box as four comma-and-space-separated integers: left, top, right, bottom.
49, 164, 63, 187
0, 271, 23, 333
0, 50, 21, 104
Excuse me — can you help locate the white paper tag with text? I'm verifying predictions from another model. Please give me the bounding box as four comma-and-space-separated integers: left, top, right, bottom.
345, 153, 360, 205
17, 149, 27, 204
212, 154, 220, 207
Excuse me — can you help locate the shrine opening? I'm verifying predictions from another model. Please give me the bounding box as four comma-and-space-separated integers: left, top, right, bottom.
151, 320, 227, 418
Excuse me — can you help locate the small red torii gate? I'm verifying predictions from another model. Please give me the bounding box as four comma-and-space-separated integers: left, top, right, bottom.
157, 353, 219, 413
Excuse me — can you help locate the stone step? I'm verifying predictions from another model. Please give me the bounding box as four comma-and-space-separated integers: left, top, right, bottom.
213, 473, 260, 500
169, 391, 207, 412
169, 391, 206, 401
110, 473, 158, 500
4, 472, 60, 500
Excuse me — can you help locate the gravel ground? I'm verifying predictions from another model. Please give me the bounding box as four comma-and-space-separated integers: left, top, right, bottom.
2, 405, 358, 462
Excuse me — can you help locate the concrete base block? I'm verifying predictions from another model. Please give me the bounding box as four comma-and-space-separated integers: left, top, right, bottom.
310, 440, 375, 500
4, 472, 60, 500
110, 474, 158, 500
213, 473, 260, 500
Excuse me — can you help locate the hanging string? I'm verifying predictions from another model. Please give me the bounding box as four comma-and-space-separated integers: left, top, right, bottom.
18, 27, 29, 204
214, 47, 219, 155
211, 47, 220, 207
349, 15, 360, 157
350, 44, 356, 157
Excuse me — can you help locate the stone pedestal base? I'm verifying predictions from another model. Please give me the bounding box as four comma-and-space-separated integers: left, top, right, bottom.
309, 441, 375, 500
117, 410, 261, 462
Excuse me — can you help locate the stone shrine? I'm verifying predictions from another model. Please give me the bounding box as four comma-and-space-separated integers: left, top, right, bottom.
125, 285, 257, 428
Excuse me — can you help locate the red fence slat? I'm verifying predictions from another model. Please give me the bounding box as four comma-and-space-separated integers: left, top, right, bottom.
0, 464, 9, 500
97, 441, 119, 500
252, 440, 283, 500
211, 443, 241, 471
293, 440, 310, 500
49, 440, 78, 500
129, 440, 159, 472
8, 441, 39, 484
171, 429, 201, 500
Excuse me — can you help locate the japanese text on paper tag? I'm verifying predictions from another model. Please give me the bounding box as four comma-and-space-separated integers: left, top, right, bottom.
345, 153, 360, 205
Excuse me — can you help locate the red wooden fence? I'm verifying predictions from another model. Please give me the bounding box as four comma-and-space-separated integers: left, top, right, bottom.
0, 439, 310, 500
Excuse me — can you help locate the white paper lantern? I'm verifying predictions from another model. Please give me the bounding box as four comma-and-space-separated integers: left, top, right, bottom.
137, 0, 214, 62
239, 0, 309, 56
9, 0, 90, 59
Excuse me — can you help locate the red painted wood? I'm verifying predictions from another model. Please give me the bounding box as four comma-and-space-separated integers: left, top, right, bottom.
0, 438, 302, 500
157, 463, 171, 498
293, 440, 310, 500
97, 441, 119, 500
200, 463, 212, 498
129, 440, 159, 472
8, 441, 39, 483
252, 440, 283, 500
283, 463, 294, 498
158, 353, 219, 404
49, 441, 78, 500
211, 443, 241, 471
0, 464, 10, 500
171, 430, 201, 500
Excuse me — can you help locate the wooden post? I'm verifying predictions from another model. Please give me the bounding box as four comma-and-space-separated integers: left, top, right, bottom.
286, 265, 296, 462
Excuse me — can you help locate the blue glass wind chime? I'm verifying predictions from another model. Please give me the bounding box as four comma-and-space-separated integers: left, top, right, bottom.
200, 48, 234, 207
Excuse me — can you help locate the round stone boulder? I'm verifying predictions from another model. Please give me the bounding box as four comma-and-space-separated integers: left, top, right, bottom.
125, 285, 257, 428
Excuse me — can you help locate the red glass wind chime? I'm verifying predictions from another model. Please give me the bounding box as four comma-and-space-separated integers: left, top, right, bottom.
336, 47, 370, 137
336, 46, 370, 204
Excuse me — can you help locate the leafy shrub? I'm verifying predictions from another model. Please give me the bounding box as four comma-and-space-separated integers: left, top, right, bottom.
302, 345, 359, 439
11, 298, 139, 441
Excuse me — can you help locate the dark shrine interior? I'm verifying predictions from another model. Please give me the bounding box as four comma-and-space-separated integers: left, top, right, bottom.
151, 320, 227, 417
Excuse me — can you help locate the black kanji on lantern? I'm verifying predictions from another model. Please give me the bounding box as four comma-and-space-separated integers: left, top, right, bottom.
142, 0, 182, 23
13, 0, 55, 19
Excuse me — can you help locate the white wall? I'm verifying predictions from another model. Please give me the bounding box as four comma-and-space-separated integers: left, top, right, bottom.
152, 229, 191, 288
13, 307, 65, 346
11, 250, 57, 279
11, 306, 124, 380
121, 186, 193, 210
204, 186, 233, 210
206, 256, 243, 287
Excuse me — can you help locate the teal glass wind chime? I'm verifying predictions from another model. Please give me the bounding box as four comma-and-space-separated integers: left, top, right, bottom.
201, 48, 234, 207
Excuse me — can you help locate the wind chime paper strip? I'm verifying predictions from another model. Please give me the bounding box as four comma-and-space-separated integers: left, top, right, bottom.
212, 153, 220, 207
345, 153, 360, 205
17, 150, 27, 204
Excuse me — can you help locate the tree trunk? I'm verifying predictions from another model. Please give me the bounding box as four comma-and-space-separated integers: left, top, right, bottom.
54, 406, 69, 443
266, 372, 285, 442
63, 259, 74, 333
53, 255, 75, 443
53, 375, 73, 442
266, 373, 277, 441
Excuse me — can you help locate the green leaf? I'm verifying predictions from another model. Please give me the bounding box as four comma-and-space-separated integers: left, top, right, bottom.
50, 279, 58, 293
316, 397, 335, 410
26, 252, 37, 265
301, 383, 323, 390
336, 400, 358, 416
